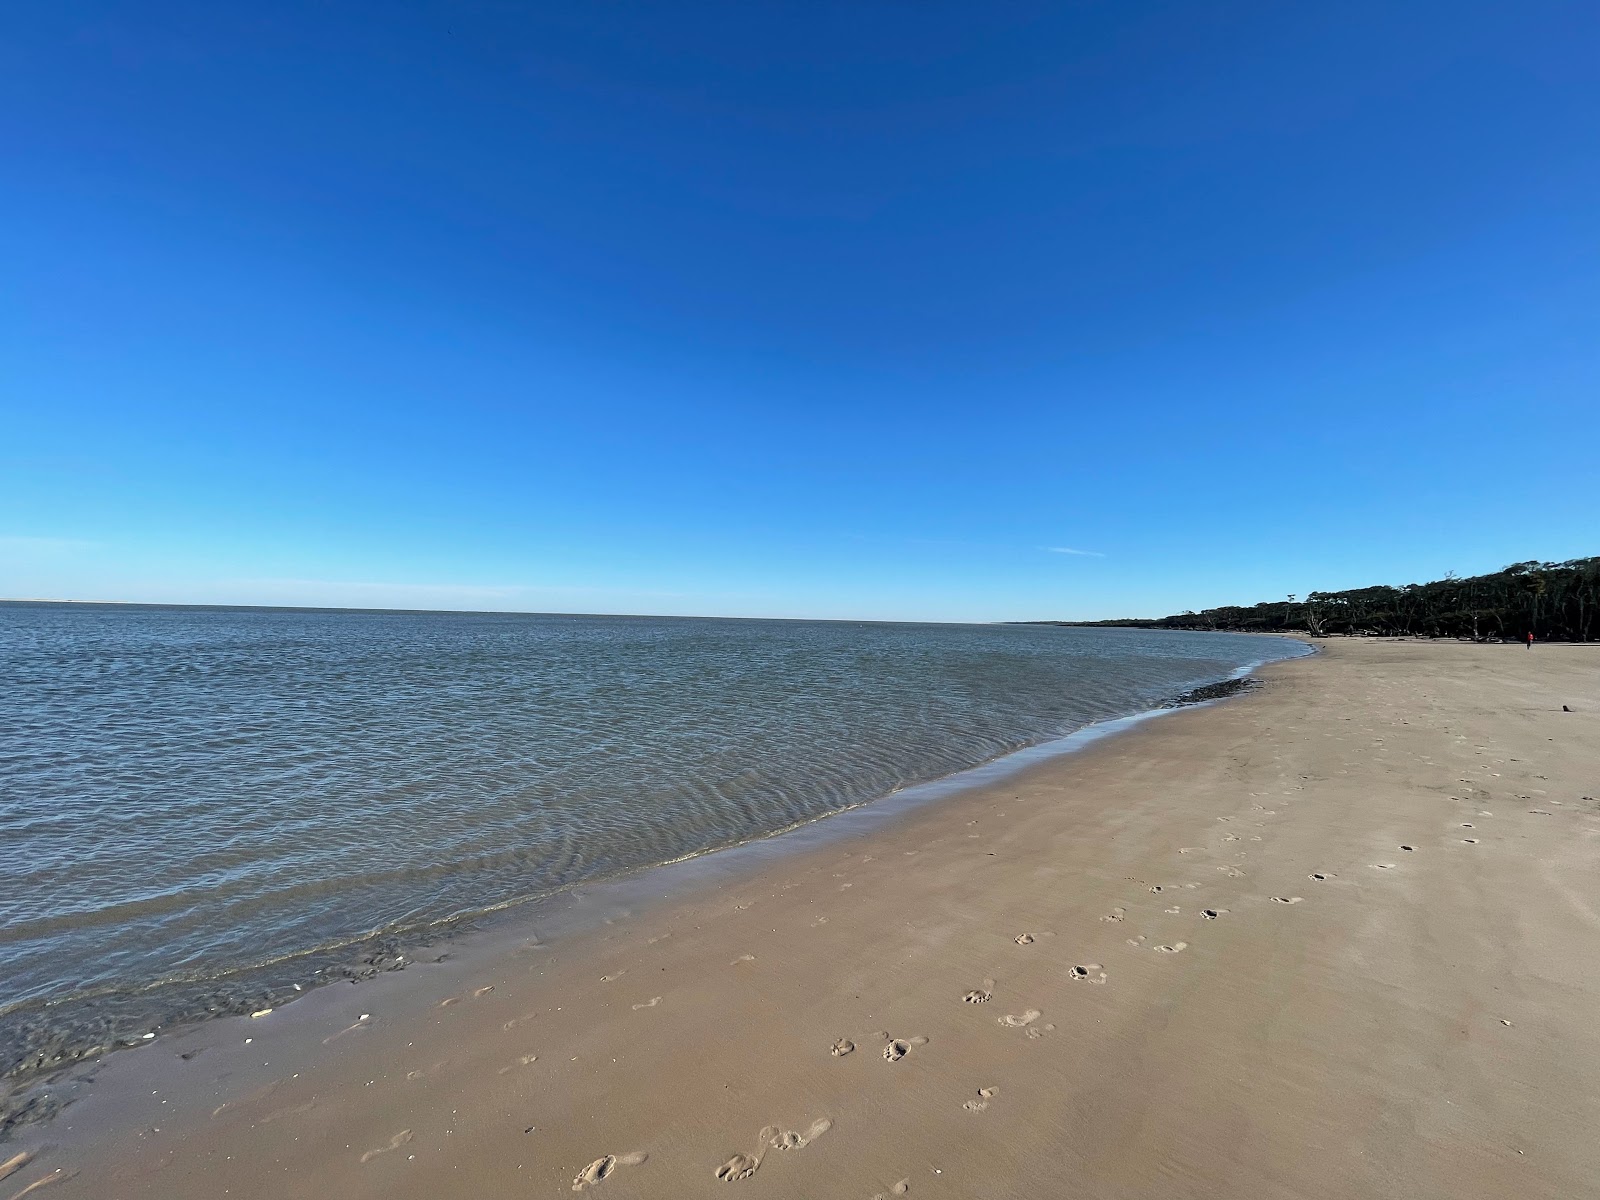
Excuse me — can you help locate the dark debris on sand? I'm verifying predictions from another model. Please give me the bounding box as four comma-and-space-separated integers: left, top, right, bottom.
1162, 677, 1262, 708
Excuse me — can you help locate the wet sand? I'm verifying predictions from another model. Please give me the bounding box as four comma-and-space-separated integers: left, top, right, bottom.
10, 639, 1600, 1200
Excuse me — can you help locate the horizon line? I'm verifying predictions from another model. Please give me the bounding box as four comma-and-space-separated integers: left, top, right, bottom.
0, 596, 1033, 627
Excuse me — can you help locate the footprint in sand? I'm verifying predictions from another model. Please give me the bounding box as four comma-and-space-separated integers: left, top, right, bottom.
1201, 909, 1227, 919
1271, 896, 1304, 905
1309, 873, 1332, 881
731, 955, 756, 966
831, 1039, 856, 1056
1217, 866, 1246, 878
406, 1059, 451, 1081
211, 1080, 281, 1118
474, 985, 495, 997
999, 1008, 1040, 1028
599, 972, 626, 982
1164, 906, 1181, 914
1070, 963, 1107, 983
882, 1035, 928, 1062
5, 1168, 77, 1198
1102, 907, 1126, 922
1372, 863, 1396, 870
1463, 838, 1479, 844
360, 1130, 413, 1164
953, 979, 992, 1004
963, 1086, 1000, 1112
768, 1118, 832, 1150
871, 1183, 911, 1199
322, 1014, 372, 1045
715, 1120, 830, 1181
259, 1099, 318, 1125
497, 1054, 539, 1075
716, 1153, 761, 1182
573, 1152, 647, 1191
1127, 934, 1147, 946
1014, 933, 1035, 945
1155, 943, 1188, 954
631, 997, 663, 1011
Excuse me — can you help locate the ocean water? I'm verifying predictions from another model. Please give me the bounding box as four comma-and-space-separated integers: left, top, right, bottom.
0, 603, 1305, 1084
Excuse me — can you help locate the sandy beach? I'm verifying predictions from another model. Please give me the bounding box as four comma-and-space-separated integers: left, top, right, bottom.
8, 637, 1600, 1200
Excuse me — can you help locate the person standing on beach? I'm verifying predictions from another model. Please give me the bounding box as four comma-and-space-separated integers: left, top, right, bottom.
1527, 630, 1535, 649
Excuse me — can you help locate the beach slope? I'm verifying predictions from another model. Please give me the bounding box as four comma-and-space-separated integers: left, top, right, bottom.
13, 639, 1600, 1200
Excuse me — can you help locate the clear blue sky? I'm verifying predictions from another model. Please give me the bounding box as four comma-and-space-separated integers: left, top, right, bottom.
3, 2, 1596, 621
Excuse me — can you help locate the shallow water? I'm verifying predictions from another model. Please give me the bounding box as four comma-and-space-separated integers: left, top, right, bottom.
0, 603, 1304, 1079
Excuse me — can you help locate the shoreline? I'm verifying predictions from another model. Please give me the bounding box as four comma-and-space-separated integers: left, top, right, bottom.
10, 638, 1600, 1199
1, 642, 1306, 1133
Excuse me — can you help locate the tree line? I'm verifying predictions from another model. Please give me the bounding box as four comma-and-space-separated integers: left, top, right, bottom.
1042, 558, 1600, 641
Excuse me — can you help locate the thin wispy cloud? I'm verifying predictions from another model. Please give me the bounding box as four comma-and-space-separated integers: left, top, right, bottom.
900, 536, 1111, 558
0, 535, 102, 552
241, 579, 526, 600
229, 579, 707, 604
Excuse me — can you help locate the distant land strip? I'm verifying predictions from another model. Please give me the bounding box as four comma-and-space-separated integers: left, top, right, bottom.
1026, 557, 1599, 642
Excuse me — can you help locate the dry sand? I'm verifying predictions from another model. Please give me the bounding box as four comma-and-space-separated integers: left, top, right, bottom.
9, 638, 1600, 1200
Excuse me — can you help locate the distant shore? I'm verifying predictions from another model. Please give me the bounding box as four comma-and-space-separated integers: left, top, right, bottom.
1017, 555, 1599, 643
8, 639, 1600, 1199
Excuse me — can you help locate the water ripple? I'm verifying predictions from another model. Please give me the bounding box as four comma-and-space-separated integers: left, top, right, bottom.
0, 605, 1301, 1078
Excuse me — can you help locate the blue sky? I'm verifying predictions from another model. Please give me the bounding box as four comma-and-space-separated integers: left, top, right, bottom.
3, 1, 1596, 621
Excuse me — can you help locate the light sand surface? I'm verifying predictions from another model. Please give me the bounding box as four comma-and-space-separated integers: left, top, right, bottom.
10, 639, 1600, 1200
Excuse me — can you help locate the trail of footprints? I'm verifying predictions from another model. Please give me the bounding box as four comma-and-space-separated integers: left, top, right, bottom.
7, 791, 1521, 1200
1111, 796, 1494, 976
564, 794, 1506, 1192
582, 773, 1526, 1189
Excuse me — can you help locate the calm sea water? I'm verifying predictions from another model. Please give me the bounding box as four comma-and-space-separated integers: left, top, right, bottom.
0, 603, 1304, 1083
